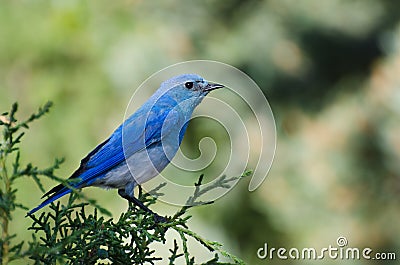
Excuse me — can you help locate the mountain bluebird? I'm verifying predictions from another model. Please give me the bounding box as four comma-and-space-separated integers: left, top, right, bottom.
28, 74, 224, 217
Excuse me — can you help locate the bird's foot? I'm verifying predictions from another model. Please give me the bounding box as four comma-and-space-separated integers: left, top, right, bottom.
153, 213, 167, 223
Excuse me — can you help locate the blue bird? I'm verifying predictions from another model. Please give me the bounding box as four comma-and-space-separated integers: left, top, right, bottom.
28, 74, 224, 217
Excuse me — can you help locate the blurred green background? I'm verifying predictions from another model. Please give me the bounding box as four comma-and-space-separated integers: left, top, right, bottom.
1, 0, 399, 264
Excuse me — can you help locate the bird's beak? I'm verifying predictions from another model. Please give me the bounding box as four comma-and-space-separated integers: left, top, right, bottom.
204, 82, 224, 92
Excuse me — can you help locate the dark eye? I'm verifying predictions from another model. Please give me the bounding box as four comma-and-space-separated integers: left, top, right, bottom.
185, 82, 194, 89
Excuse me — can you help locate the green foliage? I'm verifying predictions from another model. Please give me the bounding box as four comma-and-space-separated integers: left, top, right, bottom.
0, 102, 246, 264
1, 101, 58, 264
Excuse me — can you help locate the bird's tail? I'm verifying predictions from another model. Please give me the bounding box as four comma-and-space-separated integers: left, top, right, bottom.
27, 185, 72, 216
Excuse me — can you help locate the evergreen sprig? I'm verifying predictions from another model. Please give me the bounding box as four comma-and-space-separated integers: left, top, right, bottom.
1, 102, 59, 263
27, 172, 248, 264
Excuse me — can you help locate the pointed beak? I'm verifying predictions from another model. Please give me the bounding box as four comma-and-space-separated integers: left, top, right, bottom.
204, 82, 224, 92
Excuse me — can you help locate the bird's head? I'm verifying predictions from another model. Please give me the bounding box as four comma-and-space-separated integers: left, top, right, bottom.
155, 74, 224, 109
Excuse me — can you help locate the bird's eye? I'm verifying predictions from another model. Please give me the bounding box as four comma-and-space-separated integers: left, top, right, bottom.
185, 82, 194, 89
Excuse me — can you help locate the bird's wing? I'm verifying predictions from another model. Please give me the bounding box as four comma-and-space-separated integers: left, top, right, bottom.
43, 107, 181, 196
83, 107, 181, 179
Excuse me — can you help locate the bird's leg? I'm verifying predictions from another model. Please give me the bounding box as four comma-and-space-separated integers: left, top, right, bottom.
118, 188, 166, 223
118, 188, 152, 213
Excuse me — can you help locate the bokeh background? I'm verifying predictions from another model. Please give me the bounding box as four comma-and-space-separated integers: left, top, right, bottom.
1, 0, 399, 264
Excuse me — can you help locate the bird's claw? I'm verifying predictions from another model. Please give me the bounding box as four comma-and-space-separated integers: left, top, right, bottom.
153, 214, 168, 223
